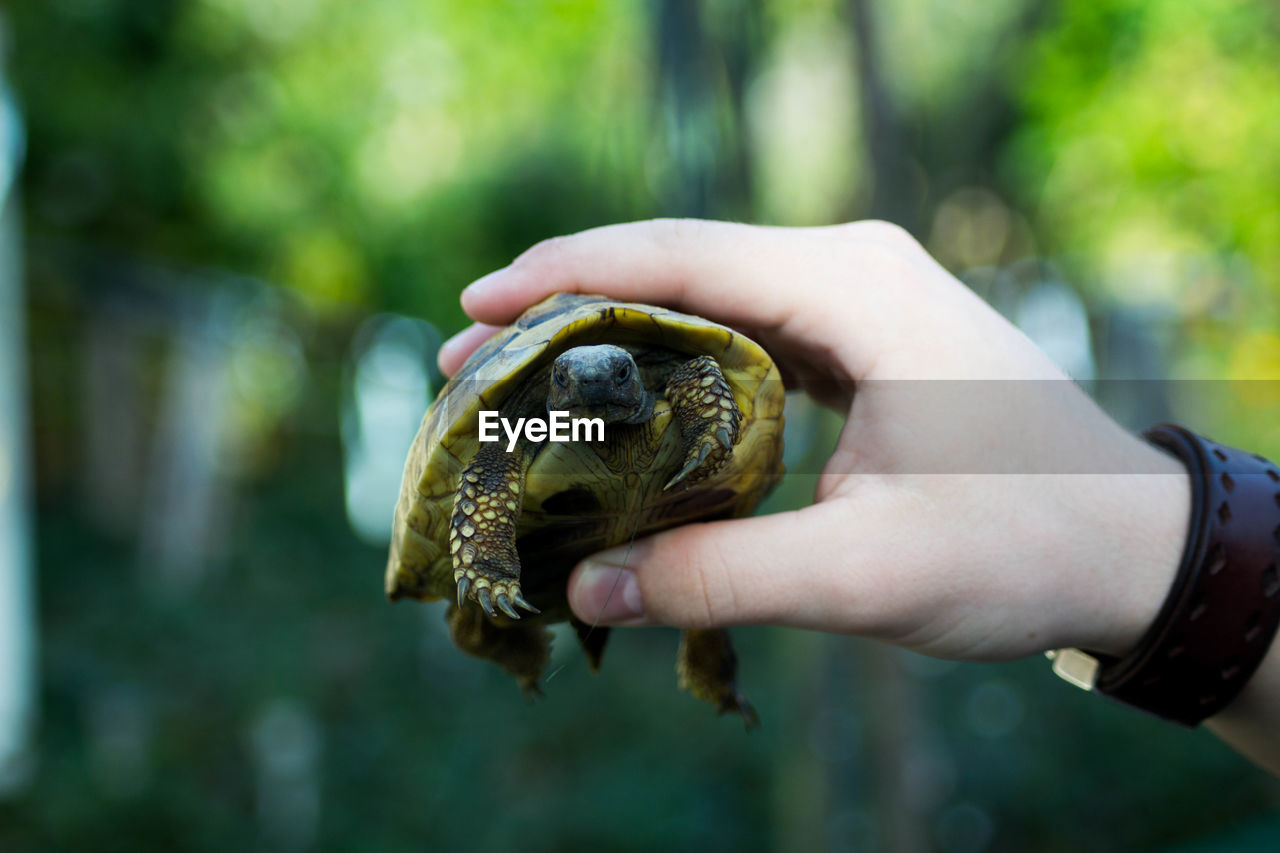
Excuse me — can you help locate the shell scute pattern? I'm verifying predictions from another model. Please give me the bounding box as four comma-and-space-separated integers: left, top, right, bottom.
384, 292, 785, 608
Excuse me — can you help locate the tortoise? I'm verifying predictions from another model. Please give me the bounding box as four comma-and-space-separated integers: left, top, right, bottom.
385, 292, 785, 726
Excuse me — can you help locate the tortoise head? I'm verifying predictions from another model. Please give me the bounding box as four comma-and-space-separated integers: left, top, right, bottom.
548, 344, 653, 425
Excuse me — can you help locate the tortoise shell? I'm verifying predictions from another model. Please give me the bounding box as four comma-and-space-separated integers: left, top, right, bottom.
385, 292, 785, 622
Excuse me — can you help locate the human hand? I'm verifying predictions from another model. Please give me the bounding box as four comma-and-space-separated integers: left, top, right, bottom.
438, 219, 1190, 663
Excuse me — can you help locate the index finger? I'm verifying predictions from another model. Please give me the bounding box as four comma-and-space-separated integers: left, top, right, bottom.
459, 219, 813, 332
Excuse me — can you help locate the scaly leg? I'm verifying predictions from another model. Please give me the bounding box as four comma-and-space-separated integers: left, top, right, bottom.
451, 441, 540, 619
664, 355, 743, 489
677, 628, 759, 729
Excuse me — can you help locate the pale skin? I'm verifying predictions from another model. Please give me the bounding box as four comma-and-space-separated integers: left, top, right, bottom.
437, 218, 1280, 775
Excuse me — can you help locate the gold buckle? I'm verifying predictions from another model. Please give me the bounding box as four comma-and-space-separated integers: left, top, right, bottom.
1046, 648, 1099, 691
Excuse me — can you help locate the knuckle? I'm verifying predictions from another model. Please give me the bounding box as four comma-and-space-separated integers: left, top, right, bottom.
688, 573, 721, 630
686, 528, 738, 629
646, 217, 705, 249
652, 524, 736, 629
847, 219, 924, 254
830, 221, 930, 291
513, 234, 572, 271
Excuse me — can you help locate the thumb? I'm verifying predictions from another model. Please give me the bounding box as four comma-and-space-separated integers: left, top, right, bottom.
567, 503, 850, 629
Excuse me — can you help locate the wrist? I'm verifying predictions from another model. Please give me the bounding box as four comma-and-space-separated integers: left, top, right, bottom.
1063, 437, 1192, 657
1050, 425, 1280, 727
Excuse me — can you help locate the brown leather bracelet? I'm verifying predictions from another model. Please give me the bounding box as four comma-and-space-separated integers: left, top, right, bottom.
1083, 425, 1280, 726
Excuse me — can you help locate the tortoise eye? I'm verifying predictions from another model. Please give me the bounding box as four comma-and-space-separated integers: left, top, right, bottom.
614, 363, 630, 383
552, 367, 568, 387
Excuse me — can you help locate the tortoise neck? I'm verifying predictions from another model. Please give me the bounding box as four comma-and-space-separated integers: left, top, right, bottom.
617, 390, 655, 425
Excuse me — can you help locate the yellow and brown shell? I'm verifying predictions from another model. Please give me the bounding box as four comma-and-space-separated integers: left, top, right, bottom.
385, 292, 785, 618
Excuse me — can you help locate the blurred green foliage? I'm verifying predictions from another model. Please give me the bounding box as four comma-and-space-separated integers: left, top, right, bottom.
5, 0, 1280, 851
1008, 0, 1280, 450
12, 0, 658, 326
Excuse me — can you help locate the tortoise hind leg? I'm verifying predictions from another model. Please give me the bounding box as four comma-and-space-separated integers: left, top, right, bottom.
447, 603, 550, 698
677, 628, 759, 729
452, 441, 540, 619
664, 356, 743, 490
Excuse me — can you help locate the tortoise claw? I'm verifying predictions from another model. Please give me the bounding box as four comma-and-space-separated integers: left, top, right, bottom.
477, 587, 496, 618
455, 572, 533, 619
495, 593, 521, 620
665, 442, 713, 491
714, 426, 732, 450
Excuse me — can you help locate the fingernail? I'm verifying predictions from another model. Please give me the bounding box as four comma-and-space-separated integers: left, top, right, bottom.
574, 554, 647, 624
462, 265, 509, 299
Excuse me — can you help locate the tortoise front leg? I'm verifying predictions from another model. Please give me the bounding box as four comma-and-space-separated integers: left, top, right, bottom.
664, 355, 743, 489
451, 441, 540, 619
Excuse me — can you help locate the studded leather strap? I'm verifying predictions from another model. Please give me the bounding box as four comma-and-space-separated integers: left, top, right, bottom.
1091, 425, 1280, 727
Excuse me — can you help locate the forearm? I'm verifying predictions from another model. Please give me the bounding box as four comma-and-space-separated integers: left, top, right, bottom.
1208, 641, 1280, 775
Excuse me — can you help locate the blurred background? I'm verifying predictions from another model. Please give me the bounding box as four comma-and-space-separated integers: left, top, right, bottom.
2, 0, 1280, 850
